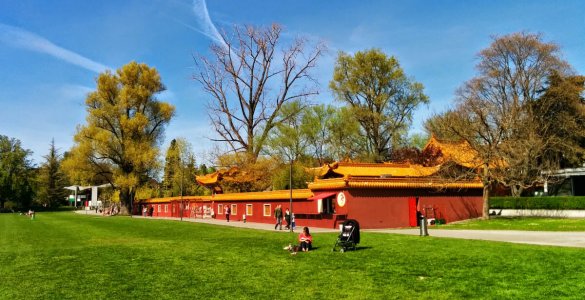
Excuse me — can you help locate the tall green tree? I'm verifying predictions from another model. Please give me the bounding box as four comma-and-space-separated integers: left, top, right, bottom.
194, 23, 325, 163
301, 104, 336, 166
162, 138, 202, 196
265, 101, 308, 164
0, 135, 34, 210
330, 49, 429, 162
162, 139, 179, 194
327, 107, 365, 162
65, 62, 175, 214
532, 71, 585, 168
36, 139, 68, 208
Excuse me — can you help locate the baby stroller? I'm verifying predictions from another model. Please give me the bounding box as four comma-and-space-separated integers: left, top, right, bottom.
332, 219, 360, 252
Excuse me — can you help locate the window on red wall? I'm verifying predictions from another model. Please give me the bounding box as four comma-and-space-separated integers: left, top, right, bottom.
231, 204, 237, 215
263, 204, 271, 216
165, 204, 168, 213
246, 204, 253, 216
218, 204, 223, 215
158, 205, 161, 212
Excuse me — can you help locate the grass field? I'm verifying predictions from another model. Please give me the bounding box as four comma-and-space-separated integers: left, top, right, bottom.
1, 212, 584, 299
443, 217, 585, 231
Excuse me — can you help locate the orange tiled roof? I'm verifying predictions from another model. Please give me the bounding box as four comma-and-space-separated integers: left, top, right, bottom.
145, 189, 313, 203
204, 189, 312, 201
317, 162, 441, 179
424, 136, 481, 168
196, 172, 220, 185
308, 177, 483, 191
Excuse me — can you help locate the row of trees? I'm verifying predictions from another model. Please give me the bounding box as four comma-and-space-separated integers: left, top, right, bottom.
425, 32, 584, 216
3, 25, 582, 216
195, 24, 429, 165
0, 137, 68, 211
195, 26, 584, 218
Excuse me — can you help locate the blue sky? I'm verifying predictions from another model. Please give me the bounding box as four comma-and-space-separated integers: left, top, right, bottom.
1, 0, 584, 165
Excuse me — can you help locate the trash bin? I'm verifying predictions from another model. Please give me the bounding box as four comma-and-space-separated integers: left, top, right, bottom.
419, 215, 429, 236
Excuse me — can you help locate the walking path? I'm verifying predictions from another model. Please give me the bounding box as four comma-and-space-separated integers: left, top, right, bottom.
74, 210, 585, 248
74, 210, 338, 233
365, 228, 585, 248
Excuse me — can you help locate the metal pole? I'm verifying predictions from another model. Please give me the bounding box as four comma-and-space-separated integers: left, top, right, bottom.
180, 156, 184, 221
289, 158, 293, 232
130, 189, 133, 218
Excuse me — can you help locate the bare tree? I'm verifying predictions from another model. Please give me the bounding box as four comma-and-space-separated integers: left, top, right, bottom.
194, 23, 325, 163
427, 32, 572, 217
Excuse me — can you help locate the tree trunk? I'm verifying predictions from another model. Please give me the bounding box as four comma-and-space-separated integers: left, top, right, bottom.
482, 183, 490, 220
511, 185, 523, 197
119, 187, 133, 215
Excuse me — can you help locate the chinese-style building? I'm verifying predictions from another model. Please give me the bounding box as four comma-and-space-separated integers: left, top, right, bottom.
136, 137, 485, 229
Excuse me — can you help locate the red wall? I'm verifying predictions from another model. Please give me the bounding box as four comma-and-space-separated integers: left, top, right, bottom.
345, 188, 483, 229
137, 188, 483, 229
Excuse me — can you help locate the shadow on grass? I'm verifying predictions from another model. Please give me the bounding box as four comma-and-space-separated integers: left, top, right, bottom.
330, 246, 373, 252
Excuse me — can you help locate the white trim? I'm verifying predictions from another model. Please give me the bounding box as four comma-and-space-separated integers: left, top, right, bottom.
263, 204, 271, 216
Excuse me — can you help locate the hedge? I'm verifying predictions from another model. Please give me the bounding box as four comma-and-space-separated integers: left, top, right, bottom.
490, 196, 585, 210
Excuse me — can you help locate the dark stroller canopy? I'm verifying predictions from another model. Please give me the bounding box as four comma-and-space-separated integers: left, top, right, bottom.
341, 219, 360, 244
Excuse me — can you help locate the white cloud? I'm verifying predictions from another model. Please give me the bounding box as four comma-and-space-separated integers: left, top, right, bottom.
58, 84, 94, 102
0, 23, 110, 73
191, 0, 227, 49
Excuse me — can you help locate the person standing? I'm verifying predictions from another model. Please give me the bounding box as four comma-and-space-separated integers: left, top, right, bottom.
291, 213, 296, 231
225, 205, 231, 222
274, 205, 283, 230
284, 208, 291, 229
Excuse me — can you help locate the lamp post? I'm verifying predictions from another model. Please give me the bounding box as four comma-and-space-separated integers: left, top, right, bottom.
180, 162, 184, 222
74, 186, 78, 208
289, 157, 293, 232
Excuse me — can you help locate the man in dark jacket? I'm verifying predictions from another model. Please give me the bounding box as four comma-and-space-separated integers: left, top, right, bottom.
274, 205, 283, 230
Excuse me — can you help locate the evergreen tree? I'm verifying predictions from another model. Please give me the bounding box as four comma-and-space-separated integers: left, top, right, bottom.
162, 139, 178, 195
36, 139, 68, 208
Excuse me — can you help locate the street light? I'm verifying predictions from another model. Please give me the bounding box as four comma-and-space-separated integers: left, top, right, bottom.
180, 160, 184, 222
289, 158, 293, 232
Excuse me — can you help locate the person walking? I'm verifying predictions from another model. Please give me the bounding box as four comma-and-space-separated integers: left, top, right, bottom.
274, 205, 283, 230
284, 208, 291, 229
226, 205, 231, 222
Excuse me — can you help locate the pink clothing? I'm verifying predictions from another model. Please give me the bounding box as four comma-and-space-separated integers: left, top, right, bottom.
298, 232, 313, 244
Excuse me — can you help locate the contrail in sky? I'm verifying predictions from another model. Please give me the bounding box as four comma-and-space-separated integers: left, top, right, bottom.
191, 0, 228, 49
0, 23, 110, 74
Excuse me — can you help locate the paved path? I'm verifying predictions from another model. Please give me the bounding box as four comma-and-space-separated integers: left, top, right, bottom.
74, 210, 585, 248
366, 228, 585, 248
74, 210, 338, 233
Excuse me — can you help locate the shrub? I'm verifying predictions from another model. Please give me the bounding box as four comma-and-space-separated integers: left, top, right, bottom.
490, 196, 585, 210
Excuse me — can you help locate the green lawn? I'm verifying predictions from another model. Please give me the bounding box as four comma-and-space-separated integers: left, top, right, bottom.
443, 217, 585, 231
1, 213, 584, 299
